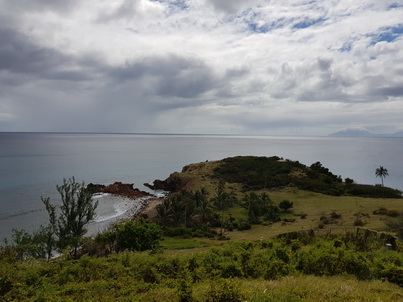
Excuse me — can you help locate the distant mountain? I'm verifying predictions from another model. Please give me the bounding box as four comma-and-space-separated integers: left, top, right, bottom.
392, 131, 403, 137
329, 129, 375, 137
329, 129, 403, 137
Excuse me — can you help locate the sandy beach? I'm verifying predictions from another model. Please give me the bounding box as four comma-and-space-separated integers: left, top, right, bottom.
134, 197, 164, 219
86, 193, 165, 237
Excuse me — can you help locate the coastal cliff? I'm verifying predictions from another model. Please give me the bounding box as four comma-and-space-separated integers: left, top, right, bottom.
144, 172, 190, 192
87, 182, 152, 199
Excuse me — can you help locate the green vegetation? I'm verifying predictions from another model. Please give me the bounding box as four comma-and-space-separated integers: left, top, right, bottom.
385, 215, 403, 239
10, 177, 98, 260
212, 156, 402, 198
1, 156, 403, 300
278, 199, 294, 212
1, 232, 402, 301
93, 219, 163, 254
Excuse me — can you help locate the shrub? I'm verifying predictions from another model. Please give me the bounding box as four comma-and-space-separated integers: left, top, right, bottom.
386, 210, 400, 217
330, 211, 342, 219
0, 277, 12, 296
112, 219, 162, 252
237, 219, 252, 231
385, 215, 403, 239
177, 278, 194, 302
378, 265, 403, 287
279, 200, 294, 212
354, 218, 366, 227
205, 279, 245, 302
373, 207, 389, 215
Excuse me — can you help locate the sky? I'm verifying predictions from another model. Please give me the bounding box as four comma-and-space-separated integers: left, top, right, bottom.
0, 0, 402, 136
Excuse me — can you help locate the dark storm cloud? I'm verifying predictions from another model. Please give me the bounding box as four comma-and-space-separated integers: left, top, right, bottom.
374, 86, 403, 97
1, 0, 78, 13
0, 28, 100, 84
109, 55, 218, 98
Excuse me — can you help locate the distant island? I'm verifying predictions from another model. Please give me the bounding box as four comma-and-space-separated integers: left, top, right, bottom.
329, 129, 403, 137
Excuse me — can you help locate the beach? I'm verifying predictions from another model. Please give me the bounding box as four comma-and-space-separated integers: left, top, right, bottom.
134, 197, 164, 219
86, 192, 165, 237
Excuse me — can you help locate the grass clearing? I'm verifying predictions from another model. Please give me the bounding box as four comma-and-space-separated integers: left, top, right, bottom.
160, 237, 209, 250
218, 188, 403, 241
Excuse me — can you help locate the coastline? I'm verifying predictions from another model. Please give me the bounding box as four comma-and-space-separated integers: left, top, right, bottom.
87, 184, 166, 237
133, 197, 164, 219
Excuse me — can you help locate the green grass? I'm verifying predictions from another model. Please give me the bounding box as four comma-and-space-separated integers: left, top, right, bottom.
2, 236, 403, 301
164, 157, 402, 242
160, 237, 209, 250
221, 188, 401, 241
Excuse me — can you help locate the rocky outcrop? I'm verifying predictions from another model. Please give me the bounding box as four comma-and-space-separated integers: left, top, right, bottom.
87, 183, 106, 194
88, 182, 152, 199
144, 172, 189, 192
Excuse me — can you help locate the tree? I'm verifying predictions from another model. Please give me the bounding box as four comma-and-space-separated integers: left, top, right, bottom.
242, 192, 266, 223
112, 219, 162, 252
212, 181, 238, 234
41, 197, 57, 260
48, 177, 98, 258
242, 192, 279, 223
278, 199, 294, 212
375, 166, 389, 187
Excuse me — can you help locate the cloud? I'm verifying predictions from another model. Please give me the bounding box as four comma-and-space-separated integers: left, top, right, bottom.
206, 0, 260, 14
109, 55, 219, 98
0, 0, 79, 13
0, 0, 402, 135
0, 27, 103, 85
96, 0, 140, 23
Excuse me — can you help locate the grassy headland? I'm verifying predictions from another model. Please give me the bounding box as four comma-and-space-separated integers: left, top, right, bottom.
1, 156, 403, 301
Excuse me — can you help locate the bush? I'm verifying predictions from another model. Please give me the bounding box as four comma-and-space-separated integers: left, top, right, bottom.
379, 265, 403, 287
330, 211, 342, 219
385, 215, 403, 239
205, 279, 245, 302
279, 200, 294, 212
373, 207, 389, 215
0, 277, 12, 296
296, 244, 371, 279
386, 210, 400, 217
111, 219, 162, 252
237, 219, 252, 231
354, 218, 366, 227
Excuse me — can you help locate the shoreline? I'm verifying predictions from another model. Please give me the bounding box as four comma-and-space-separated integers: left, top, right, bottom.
87, 188, 166, 237
133, 196, 164, 219
88, 181, 166, 221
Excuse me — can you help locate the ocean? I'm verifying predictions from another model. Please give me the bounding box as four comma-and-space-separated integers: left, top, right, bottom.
1, 132, 402, 243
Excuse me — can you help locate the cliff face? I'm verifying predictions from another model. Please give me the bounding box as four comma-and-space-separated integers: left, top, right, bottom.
144, 172, 189, 192
88, 182, 152, 199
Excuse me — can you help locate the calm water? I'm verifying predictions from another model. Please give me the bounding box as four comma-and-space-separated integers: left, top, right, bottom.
1, 133, 402, 242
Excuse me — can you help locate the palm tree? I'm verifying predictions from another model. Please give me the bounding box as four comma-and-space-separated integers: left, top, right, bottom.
212, 182, 238, 234
375, 166, 389, 187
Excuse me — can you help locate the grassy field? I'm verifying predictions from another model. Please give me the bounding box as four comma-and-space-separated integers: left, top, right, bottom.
161, 158, 402, 245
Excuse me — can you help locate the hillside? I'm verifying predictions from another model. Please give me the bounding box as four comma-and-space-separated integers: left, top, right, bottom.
147, 156, 402, 198
142, 156, 403, 238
